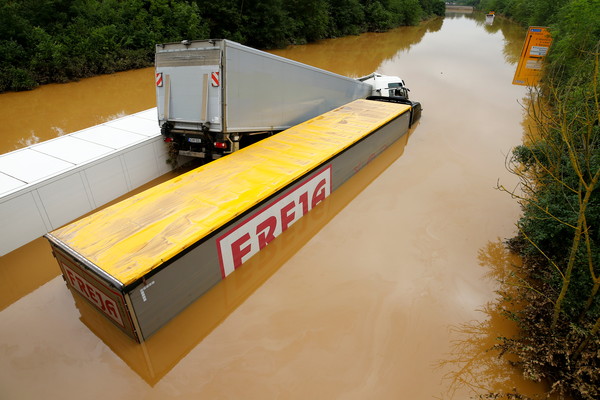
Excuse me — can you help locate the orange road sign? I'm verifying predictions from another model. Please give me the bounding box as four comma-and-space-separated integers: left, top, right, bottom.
513, 27, 553, 86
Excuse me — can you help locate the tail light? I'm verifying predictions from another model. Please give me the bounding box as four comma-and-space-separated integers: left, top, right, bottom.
214, 141, 228, 149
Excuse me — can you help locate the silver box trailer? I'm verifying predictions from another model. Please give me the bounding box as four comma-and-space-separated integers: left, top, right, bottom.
155, 39, 372, 157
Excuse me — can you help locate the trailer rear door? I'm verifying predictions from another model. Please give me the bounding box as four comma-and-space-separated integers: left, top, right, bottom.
156, 42, 223, 132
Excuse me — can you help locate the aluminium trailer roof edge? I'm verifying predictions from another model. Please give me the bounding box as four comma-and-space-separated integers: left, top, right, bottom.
46, 233, 124, 290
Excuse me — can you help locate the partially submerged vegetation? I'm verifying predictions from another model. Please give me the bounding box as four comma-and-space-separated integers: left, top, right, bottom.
456, 0, 600, 398
0, 0, 445, 93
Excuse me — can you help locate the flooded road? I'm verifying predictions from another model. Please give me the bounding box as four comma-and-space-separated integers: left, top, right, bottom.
0, 68, 155, 153
1, 12, 547, 399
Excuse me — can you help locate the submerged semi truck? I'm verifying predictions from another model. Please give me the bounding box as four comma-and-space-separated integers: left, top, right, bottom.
155, 39, 419, 159
44, 41, 422, 342
47, 99, 418, 342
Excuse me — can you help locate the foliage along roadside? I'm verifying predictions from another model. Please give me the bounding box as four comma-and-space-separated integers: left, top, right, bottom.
468, 0, 599, 398
0, 0, 445, 93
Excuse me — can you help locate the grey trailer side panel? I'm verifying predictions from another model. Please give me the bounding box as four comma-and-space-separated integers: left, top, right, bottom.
329, 112, 411, 191
128, 237, 223, 339
127, 108, 410, 341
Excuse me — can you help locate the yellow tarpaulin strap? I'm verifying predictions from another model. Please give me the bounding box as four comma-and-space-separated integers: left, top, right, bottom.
51, 99, 410, 285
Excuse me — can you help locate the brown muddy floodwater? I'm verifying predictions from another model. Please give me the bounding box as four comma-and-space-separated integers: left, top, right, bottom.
1, 12, 550, 399
0, 68, 156, 153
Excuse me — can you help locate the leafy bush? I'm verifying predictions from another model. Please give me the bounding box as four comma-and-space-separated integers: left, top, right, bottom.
489, 0, 600, 398
0, 0, 443, 92
0, 0, 209, 91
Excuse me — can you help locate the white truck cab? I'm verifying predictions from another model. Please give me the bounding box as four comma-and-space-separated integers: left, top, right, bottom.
358, 72, 410, 99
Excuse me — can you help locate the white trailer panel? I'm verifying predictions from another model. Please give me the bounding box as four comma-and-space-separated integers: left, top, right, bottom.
0, 108, 181, 256
33, 136, 113, 164
0, 173, 24, 193
71, 125, 149, 149
0, 149, 73, 183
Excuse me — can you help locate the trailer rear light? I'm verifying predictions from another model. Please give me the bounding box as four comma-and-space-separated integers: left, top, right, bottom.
164, 137, 173, 143
214, 142, 228, 149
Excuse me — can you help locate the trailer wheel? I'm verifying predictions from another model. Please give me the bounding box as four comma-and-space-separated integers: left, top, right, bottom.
166, 141, 179, 169
161, 122, 173, 137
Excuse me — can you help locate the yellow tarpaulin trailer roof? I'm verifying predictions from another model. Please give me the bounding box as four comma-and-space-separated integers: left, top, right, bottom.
51, 99, 410, 285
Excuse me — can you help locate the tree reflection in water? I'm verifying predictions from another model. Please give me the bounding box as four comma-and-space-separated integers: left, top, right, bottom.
438, 239, 555, 400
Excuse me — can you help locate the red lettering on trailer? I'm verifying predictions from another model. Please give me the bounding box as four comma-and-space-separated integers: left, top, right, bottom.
105, 301, 119, 320
312, 178, 327, 207
86, 281, 98, 304
61, 262, 124, 327
299, 192, 309, 215
231, 233, 252, 269
280, 201, 295, 231
217, 166, 332, 277
256, 216, 277, 250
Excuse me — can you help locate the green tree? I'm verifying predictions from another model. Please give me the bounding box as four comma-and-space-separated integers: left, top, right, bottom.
0, 0, 437, 92
546, 0, 600, 87
431, 0, 445, 16
397, 0, 423, 25
241, 0, 292, 48
491, 0, 600, 397
329, 0, 366, 36
284, 0, 331, 43
196, 0, 245, 43
362, 0, 394, 31
0, 0, 37, 90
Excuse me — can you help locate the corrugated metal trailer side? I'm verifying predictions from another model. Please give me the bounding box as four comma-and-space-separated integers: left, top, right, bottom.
221, 40, 373, 132
46, 99, 413, 342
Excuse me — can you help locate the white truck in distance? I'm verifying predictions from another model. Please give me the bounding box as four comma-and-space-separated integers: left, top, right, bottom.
155, 39, 420, 159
